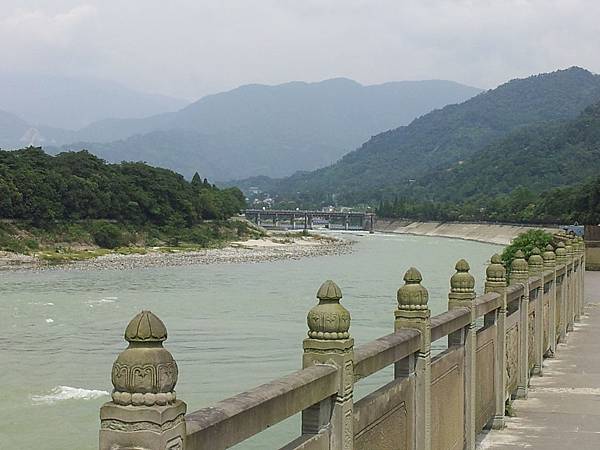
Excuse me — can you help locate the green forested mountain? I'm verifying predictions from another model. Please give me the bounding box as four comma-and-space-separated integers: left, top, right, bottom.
375, 99, 600, 223
414, 101, 600, 201
534, 177, 600, 224
52, 79, 481, 180
258, 67, 600, 205
0, 147, 245, 226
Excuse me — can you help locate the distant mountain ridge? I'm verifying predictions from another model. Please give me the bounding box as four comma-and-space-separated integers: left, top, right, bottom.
0, 109, 31, 149
52, 78, 481, 180
0, 72, 187, 130
255, 67, 600, 204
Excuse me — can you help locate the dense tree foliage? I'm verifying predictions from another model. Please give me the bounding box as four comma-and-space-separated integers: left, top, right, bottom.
376, 177, 600, 225
413, 102, 600, 202
0, 148, 245, 226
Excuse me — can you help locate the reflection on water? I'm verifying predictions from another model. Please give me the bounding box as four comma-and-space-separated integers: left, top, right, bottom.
0, 232, 500, 449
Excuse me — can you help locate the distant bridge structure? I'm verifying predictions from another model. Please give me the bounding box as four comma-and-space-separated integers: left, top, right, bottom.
243, 209, 375, 232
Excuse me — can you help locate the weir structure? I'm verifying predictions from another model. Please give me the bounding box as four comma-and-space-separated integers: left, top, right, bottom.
243, 209, 376, 232
98, 233, 586, 450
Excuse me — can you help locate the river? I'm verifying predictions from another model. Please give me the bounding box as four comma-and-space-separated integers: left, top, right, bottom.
0, 232, 500, 449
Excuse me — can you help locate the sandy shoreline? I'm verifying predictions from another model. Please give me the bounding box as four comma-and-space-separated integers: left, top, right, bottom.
0, 234, 354, 272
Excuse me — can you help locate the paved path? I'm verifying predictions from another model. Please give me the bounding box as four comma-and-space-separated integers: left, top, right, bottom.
477, 271, 600, 449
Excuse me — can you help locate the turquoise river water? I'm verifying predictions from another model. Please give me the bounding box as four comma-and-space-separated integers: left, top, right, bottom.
0, 232, 500, 449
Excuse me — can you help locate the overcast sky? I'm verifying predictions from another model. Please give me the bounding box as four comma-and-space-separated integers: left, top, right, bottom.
1, 0, 598, 100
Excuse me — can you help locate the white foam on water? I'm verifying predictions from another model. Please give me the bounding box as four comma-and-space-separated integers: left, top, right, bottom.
31, 386, 109, 404
45, 318, 54, 323
86, 297, 118, 305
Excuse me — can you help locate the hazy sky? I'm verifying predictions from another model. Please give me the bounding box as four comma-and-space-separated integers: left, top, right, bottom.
1, 0, 598, 100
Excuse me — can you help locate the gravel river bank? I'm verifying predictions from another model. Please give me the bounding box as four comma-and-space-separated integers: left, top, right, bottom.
0, 233, 354, 272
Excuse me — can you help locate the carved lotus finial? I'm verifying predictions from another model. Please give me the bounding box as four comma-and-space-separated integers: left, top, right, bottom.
111, 311, 178, 407
486, 254, 506, 282
307, 280, 350, 340
124, 310, 167, 342
555, 241, 567, 260
542, 245, 556, 264
511, 250, 528, 273
528, 247, 543, 271
316, 279, 342, 301
451, 259, 475, 294
565, 239, 574, 256
397, 267, 429, 309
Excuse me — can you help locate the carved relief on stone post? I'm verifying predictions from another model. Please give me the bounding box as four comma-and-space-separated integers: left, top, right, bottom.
395, 267, 432, 450
99, 311, 187, 450
528, 248, 544, 375
485, 253, 508, 429
510, 250, 529, 399
448, 259, 476, 450
303, 280, 354, 450
555, 242, 568, 342
543, 244, 557, 356
505, 325, 519, 393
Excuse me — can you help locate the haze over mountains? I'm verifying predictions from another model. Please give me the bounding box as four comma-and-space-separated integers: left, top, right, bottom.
52, 78, 481, 180
0, 72, 187, 130
4, 67, 598, 211
247, 67, 600, 206
0, 76, 481, 181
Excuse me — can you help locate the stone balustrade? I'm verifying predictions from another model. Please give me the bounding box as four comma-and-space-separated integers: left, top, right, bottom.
99, 235, 586, 450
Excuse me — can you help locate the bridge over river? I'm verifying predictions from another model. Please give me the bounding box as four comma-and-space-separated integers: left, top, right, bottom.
97, 233, 597, 450
244, 209, 375, 232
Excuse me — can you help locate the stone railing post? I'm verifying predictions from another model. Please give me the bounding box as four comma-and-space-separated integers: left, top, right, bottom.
509, 250, 529, 399
528, 248, 544, 376
565, 239, 575, 331
484, 254, 507, 429
100, 311, 186, 450
572, 237, 583, 321
555, 242, 568, 343
395, 268, 431, 450
448, 259, 476, 449
303, 280, 354, 450
577, 237, 586, 317
543, 245, 557, 357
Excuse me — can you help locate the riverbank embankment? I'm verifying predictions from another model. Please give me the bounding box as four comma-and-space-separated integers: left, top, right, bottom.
375, 219, 559, 245
0, 233, 354, 272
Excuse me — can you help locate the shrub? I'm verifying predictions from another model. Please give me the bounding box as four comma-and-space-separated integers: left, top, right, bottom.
91, 222, 125, 249
501, 229, 554, 272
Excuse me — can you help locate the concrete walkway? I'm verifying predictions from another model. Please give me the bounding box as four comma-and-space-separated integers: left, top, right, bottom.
477, 271, 600, 449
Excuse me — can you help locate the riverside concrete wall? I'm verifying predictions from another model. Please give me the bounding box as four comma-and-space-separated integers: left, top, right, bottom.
375, 220, 559, 246
584, 225, 600, 271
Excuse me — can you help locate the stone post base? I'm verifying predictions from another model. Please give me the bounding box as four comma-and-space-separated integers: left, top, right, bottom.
100, 400, 186, 450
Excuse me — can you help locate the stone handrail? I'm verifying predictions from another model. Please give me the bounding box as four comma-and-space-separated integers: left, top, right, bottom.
185, 364, 338, 449
353, 329, 421, 381
99, 234, 586, 450
506, 283, 524, 304
430, 308, 470, 342
474, 292, 502, 317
